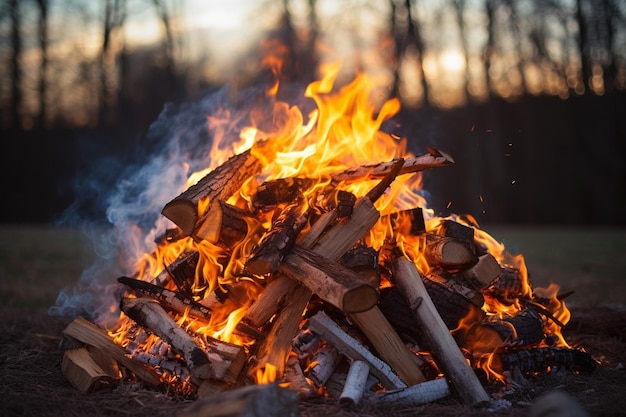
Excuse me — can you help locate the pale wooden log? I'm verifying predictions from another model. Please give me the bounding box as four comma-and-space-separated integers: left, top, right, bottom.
178, 383, 299, 417
377, 377, 450, 405
329, 148, 454, 184
120, 297, 244, 383
424, 234, 478, 270
349, 306, 426, 386
292, 329, 321, 359
130, 351, 191, 381
86, 345, 120, 378
339, 360, 370, 407
306, 344, 342, 387
392, 256, 491, 407
62, 347, 118, 393
284, 356, 317, 399
242, 276, 300, 328
62, 316, 162, 387
307, 311, 407, 390
463, 253, 502, 289
279, 245, 379, 314
118, 277, 212, 322
162, 141, 268, 236
245, 199, 310, 275
340, 243, 380, 287
296, 210, 338, 248
194, 200, 257, 245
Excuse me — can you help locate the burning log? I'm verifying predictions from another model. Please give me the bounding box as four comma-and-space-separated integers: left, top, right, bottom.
385, 207, 426, 236
242, 276, 300, 328
338, 359, 370, 407
152, 250, 199, 296
279, 245, 379, 314
251, 177, 310, 211
62, 347, 118, 393
284, 356, 317, 399
161, 141, 268, 236
328, 148, 454, 184
245, 198, 310, 275
118, 276, 213, 322
485, 266, 527, 303
424, 234, 478, 270
392, 255, 491, 407
377, 377, 450, 405
306, 344, 342, 387
62, 316, 162, 387
437, 219, 475, 244
178, 383, 299, 417
493, 347, 599, 376
314, 189, 357, 218
194, 200, 258, 246
120, 297, 245, 383
306, 311, 407, 389
462, 253, 502, 290
340, 243, 380, 287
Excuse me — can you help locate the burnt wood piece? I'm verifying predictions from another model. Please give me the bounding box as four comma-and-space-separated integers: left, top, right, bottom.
340, 243, 380, 287
151, 250, 199, 297
364, 158, 405, 202
120, 297, 245, 383
162, 141, 268, 236
437, 219, 475, 244
485, 266, 528, 303
178, 383, 299, 417
427, 269, 485, 309
494, 347, 598, 375
242, 276, 300, 329
306, 311, 407, 390
424, 234, 478, 270
245, 198, 311, 275
62, 347, 118, 393
306, 344, 342, 387
284, 356, 317, 399
62, 316, 162, 387
392, 256, 491, 407
329, 148, 454, 184
465, 308, 546, 355
194, 200, 257, 246
423, 276, 484, 330
377, 377, 450, 405
251, 177, 313, 212
117, 276, 212, 322
154, 228, 185, 246
386, 207, 426, 236
314, 189, 356, 218
339, 360, 370, 407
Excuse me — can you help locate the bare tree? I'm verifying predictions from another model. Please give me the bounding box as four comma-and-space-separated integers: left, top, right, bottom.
450, 0, 471, 103
575, 0, 592, 93
35, 0, 48, 129
9, 0, 22, 129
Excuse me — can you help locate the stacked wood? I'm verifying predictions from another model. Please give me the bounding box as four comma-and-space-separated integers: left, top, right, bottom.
194, 200, 258, 246
424, 234, 478, 271
493, 347, 598, 376
152, 250, 199, 295
62, 347, 119, 393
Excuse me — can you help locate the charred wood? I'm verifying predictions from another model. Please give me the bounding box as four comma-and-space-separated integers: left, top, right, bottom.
424, 234, 478, 271
494, 347, 598, 375
194, 200, 257, 246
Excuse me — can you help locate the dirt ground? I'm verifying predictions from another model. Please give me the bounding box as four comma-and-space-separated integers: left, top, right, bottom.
1, 225, 625, 417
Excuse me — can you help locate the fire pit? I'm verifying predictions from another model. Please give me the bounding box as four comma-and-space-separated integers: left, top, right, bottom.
57, 63, 597, 415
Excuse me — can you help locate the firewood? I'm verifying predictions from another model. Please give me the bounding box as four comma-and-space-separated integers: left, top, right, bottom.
340, 243, 380, 287
464, 308, 546, 356
462, 253, 502, 289
385, 207, 426, 236
62, 347, 118, 393
151, 250, 199, 297
130, 351, 190, 381
284, 356, 317, 399
242, 276, 300, 329
427, 269, 485, 309
493, 347, 598, 376
314, 189, 357, 218
292, 329, 321, 359
338, 360, 370, 407
392, 256, 491, 407
279, 245, 379, 314
424, 234, 478, 270
118, 276, 213, 322
329, 148, 454, 184
194, 200, 257, 245
62, 316, 162, 387
307, 311, 407, 390
245, 199, 310, 275
120, 297, 245, 383
251, 177, 311, 212
364, 158, 405, 202
437, 219, 474, 244
485, 266, 527, 303
306, 344, 342, 387
178, 383, 299, 417
377, 377, 450, 405
162, 141, 268, 236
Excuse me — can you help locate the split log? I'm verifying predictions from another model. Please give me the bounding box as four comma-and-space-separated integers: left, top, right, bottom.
178, 383, 299, 417
279, 245, 379, 314
251, 177, 311, 212
314, 189, 356, 218
306, 311, 407, 390
385, 207, 426, 236
62, 316, 162, 387
152, 250, 199, 296
118, 277, 212, 322
194, 200, 257, 245
242, 276, 300, 329
329, 148, 454, 184
162, 141, 267, 236
120, 297, 245, 383
340, 243, 380, 287
392, 256, 491, 407
485, 266, 528, 303
245, 199, 310, 275
62, 347, 118, 393
437, 219, 474, 244
462, 253, 502, 290
377, 377, 450, 405
339, 360, 370, 407
424, 234, 478, 270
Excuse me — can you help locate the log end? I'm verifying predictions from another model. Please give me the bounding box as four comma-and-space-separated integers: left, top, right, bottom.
161, 200, 198, 236
342, 285, 379, 314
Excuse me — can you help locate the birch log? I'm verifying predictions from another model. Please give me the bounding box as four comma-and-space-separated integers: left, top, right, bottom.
339, 360, 370, 407
377, 377, 450, 405
392, 257, 491, 407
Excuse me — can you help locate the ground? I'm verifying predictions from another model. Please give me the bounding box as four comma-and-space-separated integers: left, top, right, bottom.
1, 225, 625, 417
